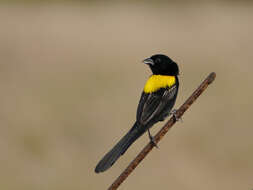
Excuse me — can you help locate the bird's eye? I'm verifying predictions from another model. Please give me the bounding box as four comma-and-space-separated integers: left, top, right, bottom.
155, 58, 161, 63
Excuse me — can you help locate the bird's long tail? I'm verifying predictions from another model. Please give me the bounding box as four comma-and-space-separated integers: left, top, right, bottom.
95, 122, 146, 173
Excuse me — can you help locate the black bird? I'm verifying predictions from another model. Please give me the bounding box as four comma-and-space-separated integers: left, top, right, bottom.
95, 54, 179, 173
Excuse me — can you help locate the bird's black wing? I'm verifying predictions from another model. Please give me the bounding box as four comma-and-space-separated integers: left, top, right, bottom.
136, 84, 178, 126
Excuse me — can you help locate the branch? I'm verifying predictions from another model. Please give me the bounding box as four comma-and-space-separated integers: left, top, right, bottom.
108, 72, 216, 190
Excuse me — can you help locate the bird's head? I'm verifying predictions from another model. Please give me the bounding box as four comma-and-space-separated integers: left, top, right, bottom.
143, 54, 179, 76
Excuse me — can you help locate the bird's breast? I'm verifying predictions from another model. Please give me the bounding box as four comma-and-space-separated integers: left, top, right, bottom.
143, 75, 176, 93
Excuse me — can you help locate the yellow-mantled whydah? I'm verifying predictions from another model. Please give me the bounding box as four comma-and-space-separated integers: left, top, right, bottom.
95, 54, 179, 173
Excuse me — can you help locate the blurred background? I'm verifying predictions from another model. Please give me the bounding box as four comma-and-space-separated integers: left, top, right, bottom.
1, 0, 253, 189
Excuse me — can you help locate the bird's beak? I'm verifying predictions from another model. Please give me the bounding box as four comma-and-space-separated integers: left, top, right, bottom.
142, 58, 154, 65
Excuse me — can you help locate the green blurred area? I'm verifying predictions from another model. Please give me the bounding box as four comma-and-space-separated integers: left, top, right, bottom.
0, 1, 253, 190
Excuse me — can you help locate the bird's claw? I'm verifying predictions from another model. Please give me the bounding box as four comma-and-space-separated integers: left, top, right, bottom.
149, 135, 159, 148
170, 109, 183, 122
148, 129, 159, 148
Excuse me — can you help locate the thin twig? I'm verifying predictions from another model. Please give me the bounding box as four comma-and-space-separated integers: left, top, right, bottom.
108, 72, 216, 190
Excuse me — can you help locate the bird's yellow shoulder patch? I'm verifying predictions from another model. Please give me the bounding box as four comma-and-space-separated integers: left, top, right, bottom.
144, 75, 176, 93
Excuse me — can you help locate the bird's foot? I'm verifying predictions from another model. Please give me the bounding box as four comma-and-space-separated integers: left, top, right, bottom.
170, 109, 183, 122
148, 130, 159, 148
150, 135, 159, 148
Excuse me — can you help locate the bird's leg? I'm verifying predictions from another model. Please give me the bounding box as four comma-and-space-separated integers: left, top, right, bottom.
170, 109, 183, 122
148, 129, 158, 148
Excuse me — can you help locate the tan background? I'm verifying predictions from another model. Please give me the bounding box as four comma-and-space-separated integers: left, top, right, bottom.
0, 1, 253, 189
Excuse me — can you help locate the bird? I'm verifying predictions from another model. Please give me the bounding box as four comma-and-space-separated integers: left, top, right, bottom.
95, 54, 179, 173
